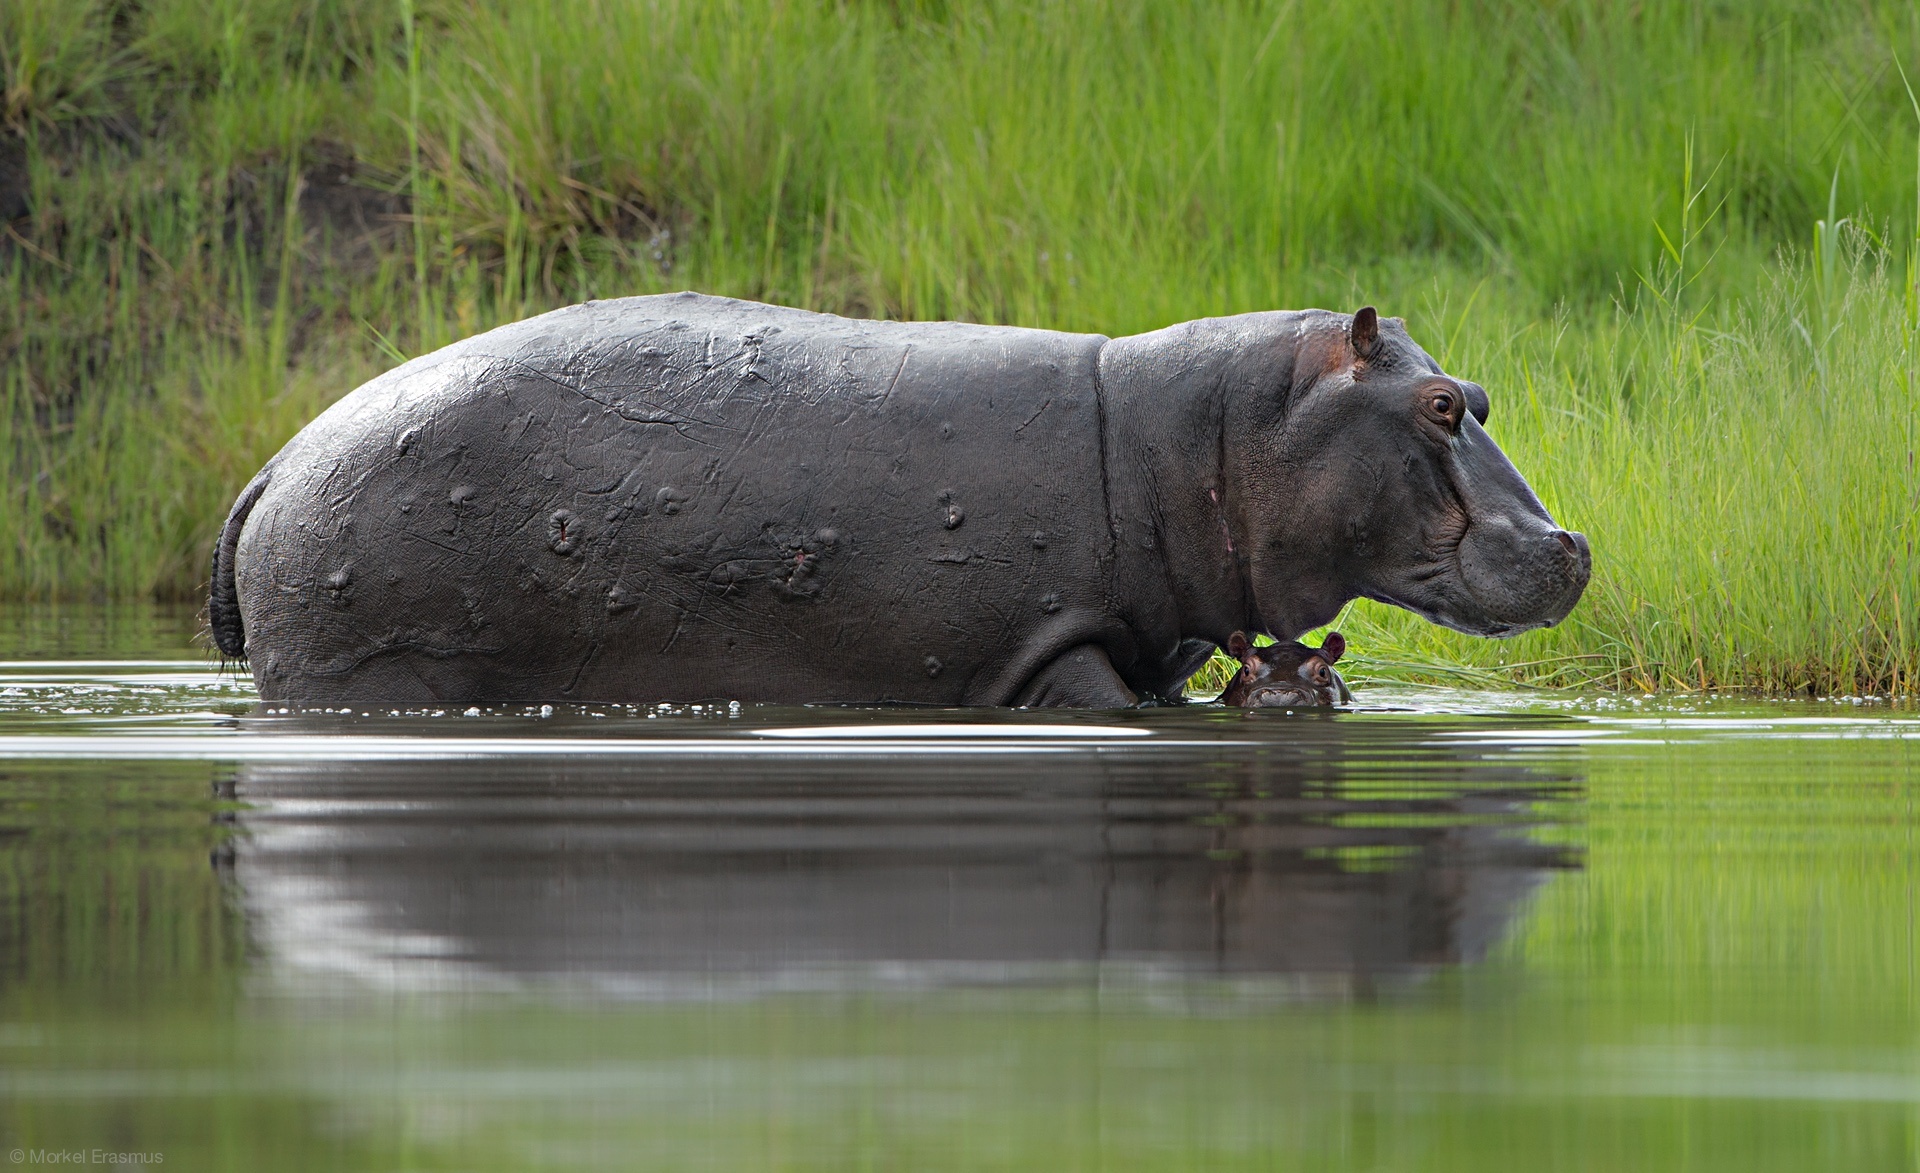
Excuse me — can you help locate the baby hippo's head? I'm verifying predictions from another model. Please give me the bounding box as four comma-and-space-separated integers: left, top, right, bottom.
1220, 631, 1351, 707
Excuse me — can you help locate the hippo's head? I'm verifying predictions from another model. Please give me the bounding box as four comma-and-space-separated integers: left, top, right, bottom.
1215, 307, 1590, 640
1220, 631, 1351, 707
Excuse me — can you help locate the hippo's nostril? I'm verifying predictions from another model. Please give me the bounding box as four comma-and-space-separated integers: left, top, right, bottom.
1552, 530, 1578, 557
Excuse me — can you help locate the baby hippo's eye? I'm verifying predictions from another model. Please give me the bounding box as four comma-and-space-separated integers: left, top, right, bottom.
1309, 661, 1331, 686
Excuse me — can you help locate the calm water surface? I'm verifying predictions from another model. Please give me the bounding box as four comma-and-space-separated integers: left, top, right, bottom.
0, 606, 1914, 1170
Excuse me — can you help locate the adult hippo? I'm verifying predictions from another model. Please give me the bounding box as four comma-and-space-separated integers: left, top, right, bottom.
208, 293, 1589, 707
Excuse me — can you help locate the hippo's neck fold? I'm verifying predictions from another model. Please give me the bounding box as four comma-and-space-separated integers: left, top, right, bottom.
1096, 314, 1307, 673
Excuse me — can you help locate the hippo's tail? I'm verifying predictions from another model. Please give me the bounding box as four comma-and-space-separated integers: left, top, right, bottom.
208, 466, 272, 661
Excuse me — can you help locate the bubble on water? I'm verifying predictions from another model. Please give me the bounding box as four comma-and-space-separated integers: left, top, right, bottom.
464, 706, 481, 717
539, 704, 554, 718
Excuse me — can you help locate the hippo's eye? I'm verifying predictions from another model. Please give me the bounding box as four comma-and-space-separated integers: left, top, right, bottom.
1425, 390, 1458, 429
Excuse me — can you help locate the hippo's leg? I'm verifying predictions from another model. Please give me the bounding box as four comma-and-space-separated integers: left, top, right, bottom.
1158, 638, 1220, 701
1013, 645, 1138, 709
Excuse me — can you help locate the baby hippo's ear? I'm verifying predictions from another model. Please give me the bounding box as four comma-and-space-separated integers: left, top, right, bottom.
1317, 631, 1345, 664
1227, 632, 1251, 659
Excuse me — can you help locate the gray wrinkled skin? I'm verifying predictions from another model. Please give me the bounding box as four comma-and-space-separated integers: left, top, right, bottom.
212, 293, 1591, 707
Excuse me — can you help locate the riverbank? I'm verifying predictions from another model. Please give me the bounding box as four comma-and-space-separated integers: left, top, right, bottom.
4, 0, 1916, 692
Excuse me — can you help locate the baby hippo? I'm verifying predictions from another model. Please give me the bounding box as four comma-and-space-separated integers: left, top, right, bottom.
1220, 631, 1352, 707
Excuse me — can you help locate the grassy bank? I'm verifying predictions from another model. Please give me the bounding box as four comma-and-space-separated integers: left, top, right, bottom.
3, 0, 1918, 691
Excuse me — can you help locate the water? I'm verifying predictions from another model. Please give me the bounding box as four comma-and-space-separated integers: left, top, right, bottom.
0, 607, 1914, 1170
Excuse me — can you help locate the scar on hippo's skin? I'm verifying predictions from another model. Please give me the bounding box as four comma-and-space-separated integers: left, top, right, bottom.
323, 566, 352, 606
547, 509, 578, 555
924, 655, 944, 678
1207, 488, 1235, 555
938, 491, 965, 530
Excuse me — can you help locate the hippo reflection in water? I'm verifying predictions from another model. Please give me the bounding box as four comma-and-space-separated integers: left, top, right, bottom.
210, 295, 1589, 707
220, 720, 1578, 994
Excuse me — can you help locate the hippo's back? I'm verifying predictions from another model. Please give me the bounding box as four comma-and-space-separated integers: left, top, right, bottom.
231, 293, 1118, 704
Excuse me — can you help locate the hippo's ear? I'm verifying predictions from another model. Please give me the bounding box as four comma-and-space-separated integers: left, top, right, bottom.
1227, 632, 1251, 659
1460, 380, 1490, 424
1318, 631, 1345, 664
1350, 307, 1380, 359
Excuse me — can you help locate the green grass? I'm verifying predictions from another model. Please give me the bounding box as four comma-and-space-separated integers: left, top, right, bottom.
4, 0, 1920, 691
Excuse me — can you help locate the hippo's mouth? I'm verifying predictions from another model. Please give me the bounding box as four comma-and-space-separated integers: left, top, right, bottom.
1242, 668, 1351, 708
1244, 685, 1324, 707
1372, 519, 1591, 638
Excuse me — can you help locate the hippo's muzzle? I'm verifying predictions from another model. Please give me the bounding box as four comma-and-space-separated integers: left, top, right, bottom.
1453, 518, 1592, 636
1393, 416, 1592, 637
